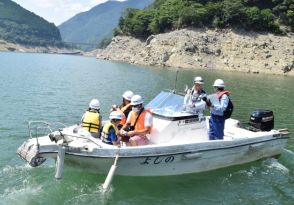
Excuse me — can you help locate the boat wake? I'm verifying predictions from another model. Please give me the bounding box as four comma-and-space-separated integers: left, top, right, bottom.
279, 148, 294, 170
1, 164, 32, 174
62, 183, 112, 205
0, 178, 42, 204
283, 148, 294, 157
263, 158, 289, 174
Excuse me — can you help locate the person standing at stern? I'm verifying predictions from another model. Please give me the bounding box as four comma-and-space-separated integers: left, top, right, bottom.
183, 76, 207, 114
203, 79, 230, 140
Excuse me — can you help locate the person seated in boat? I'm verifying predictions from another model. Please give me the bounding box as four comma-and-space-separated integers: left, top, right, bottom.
183, 76, 207, 115
110, 90, 134, 129
120, 95, 153, 146
202, 79, 229, 140
101, 111, 123, 145
81, 99, 102, 138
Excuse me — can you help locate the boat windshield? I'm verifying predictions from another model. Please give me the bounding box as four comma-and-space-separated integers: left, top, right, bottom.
146, 91, 194, 118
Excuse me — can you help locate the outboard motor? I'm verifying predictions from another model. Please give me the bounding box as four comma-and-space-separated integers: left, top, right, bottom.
249, 109, 274, 131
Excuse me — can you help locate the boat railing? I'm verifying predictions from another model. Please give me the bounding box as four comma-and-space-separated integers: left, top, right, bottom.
28, 121, 67, 139
28, 121, 106, 149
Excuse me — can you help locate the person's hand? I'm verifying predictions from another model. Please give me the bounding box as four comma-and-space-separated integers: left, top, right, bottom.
202, 97, 211, 106
117, 136, 122, 141
127, 131, 135, 137
203, 98, 212, 107
120, 129, 127, 136
188, 104, 194, 108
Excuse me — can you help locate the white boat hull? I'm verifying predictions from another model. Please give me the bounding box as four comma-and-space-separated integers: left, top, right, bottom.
61, 142, 287, 176
16, 91, 291, 176
19, 130, 289, 176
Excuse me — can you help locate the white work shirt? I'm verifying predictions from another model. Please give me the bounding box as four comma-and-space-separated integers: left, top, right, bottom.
183, 88, 206, 114
210, 94, 229, 116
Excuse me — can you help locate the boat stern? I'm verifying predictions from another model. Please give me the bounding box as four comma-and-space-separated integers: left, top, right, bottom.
17, 136, 58, 167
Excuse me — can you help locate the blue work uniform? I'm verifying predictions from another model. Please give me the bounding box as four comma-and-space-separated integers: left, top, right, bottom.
208, 94, 229, 140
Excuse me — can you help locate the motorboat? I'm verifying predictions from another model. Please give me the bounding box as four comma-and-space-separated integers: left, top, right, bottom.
17, 91, 290, 177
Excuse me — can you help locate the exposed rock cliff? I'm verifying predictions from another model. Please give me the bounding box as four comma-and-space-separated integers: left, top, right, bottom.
95, 29, 294, 75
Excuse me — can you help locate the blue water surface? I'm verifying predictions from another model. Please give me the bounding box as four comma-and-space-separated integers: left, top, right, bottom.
0, 52, 293, 205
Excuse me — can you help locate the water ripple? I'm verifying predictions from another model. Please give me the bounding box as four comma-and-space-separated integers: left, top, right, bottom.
0, 52, 294, 205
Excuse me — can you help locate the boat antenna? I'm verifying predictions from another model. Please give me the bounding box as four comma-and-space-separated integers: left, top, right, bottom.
173, 68, 179, 93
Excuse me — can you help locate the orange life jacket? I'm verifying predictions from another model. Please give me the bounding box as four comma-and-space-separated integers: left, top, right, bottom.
120, 104, 132, 118
217, 90, 231, 99
217, 90, 233, 119
119, 110, 126, 126
129, 109, 152, 132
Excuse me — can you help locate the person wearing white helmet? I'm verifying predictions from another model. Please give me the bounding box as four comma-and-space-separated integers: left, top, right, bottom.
81, 99, 102, 138
120, 90, 134, 116
183, 76, 207, 114
111, 90, 134, 128
101, 111, 123, 145
121, 95, 153, 146
202, 79, 232, 140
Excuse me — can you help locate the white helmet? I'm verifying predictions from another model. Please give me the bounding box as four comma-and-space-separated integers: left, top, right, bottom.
89, 99, 100, 110
122, 90, 134, 101
194, 76, 204, 84
130, 95, 144, 106
213, 79, 225, 88
109, 111, 122, 120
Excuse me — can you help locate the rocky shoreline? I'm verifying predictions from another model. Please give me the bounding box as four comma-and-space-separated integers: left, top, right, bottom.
95, 29, 294, 76
0, 40, 82, 55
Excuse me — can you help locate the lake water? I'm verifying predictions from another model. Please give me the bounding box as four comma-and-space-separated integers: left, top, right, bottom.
0, 52, 293, 205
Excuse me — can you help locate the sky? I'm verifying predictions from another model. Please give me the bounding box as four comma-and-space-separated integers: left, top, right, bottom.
12, 0, 125, 26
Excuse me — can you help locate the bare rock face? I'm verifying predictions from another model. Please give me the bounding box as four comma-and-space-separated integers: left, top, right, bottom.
96, 29, 294, 75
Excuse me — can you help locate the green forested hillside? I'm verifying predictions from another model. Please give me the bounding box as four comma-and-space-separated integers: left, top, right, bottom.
117, 0, 294, 38
0, 0, 62, 46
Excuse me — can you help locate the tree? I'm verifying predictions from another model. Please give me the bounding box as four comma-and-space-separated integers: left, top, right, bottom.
116, 0, 292, 38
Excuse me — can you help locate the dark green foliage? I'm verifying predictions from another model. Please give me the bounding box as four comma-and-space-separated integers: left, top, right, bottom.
0, 0, 62, 46
118, 8, 154, 38
97, 37, 112, 49
118, 0, 294, 38
272, 0, 294, 31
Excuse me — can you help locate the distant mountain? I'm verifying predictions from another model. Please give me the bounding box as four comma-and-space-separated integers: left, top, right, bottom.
58, 0, 154, 50
0, 0, 62, 46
